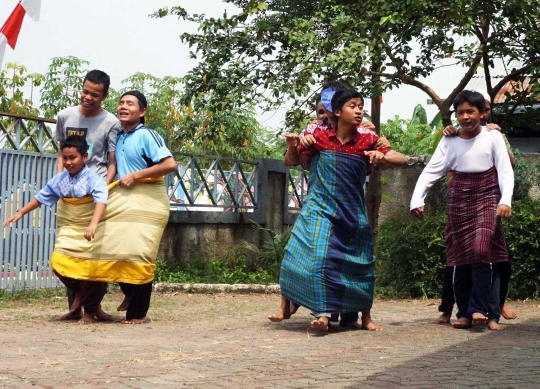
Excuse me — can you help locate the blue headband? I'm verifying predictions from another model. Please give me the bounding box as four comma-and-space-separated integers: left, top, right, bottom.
320, 87, 337, 112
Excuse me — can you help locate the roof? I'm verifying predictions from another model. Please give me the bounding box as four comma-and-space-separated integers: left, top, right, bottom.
466, 59, 530, 104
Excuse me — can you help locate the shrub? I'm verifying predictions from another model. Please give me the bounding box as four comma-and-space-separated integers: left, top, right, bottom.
503, 200, 540, 298
377, 210, 447, 298
376, 200, 540, 299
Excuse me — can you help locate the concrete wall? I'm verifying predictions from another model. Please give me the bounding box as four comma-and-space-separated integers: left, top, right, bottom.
159, 154, 540, 265
158, 159, 290, 266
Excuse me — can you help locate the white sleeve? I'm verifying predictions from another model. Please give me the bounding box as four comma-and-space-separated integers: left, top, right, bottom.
492, 132, 514, 207
410, 137, 449, 210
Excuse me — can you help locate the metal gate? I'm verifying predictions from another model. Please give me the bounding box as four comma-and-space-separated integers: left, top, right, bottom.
0, 112, 59, 291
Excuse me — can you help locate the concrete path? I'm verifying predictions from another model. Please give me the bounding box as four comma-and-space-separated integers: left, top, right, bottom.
0, 292, 538, 388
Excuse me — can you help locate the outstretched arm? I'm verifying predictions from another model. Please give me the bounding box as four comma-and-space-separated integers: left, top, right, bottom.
3, 198, 42, 227
381, 150, 408, 168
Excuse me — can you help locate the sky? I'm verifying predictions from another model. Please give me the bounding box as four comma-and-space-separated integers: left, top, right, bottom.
1, 0, 471, 129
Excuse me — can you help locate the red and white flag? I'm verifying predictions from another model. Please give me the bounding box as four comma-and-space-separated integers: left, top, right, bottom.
0, 0, 42, 69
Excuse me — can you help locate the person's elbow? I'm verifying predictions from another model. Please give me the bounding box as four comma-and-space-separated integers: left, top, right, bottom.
284, 158, 298, 167
384, 151, 408, 166
162, 157, 178, 174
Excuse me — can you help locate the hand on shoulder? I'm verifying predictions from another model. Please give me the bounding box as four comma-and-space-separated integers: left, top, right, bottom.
486, 123, 501, 132
443, 126, 458, 137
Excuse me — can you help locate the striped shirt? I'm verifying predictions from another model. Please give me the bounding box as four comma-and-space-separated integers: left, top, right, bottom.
115, 124, 173, 178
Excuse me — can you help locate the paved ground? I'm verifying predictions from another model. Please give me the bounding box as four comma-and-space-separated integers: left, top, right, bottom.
0, 291, 539, 389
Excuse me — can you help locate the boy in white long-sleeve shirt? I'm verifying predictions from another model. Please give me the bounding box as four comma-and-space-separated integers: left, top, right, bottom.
410, 90, 514, 330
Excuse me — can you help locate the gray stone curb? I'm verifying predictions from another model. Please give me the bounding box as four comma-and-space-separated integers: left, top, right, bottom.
154, 283, 281, 294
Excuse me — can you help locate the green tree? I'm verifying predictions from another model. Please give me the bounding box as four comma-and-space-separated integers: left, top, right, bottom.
0, 62, 42, 116
154, 0, 540, 128
1, 57, 276, 160
381, 105, 444, 155
104, 72, 276, 159
40, 56, 90, 118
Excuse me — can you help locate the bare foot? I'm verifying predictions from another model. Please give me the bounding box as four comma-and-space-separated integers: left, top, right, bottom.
501, 304, 517, 320
488, 321, 505, 331
56, 310, 83, 321
290, 302, 299, 315
268, 296, 291, 322
310, 316, 329, 332
472, 313, 488, 326
452, 317, 471, 329
361, 312, 383, 331
78, 312, 96, 325
121, 317, 151, 324
117, 296, 131, 312
94, 305, 113, 321
432, 312, 451, 324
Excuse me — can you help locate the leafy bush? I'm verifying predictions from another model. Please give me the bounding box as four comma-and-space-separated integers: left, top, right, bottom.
154, 255, 276, 285
377, 211, 447, 298
380, 104, 444, 155
512, 152, 540, 201
503, 200, 540, 298
238, 221, 292, 282
155, 222, 291, 285
377, 200, 540, 299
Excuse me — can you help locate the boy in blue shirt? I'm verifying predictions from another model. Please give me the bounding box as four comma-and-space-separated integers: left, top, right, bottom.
3, 135, 108, 323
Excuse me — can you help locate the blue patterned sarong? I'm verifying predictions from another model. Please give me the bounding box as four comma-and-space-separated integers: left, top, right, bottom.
280, 151, 375, 314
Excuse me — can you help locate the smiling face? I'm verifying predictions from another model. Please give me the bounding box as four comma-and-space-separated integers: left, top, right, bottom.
80, 81, 107, 116
117, 95, 147, 129
62, 147, 87, 177
456, 101, 484, 136
334, 97, 364, 127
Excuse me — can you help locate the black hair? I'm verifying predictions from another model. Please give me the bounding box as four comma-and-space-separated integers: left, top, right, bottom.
453, 90, 485, 113
62, 135, 89, 156
321, 80, 349, 93
331, 89, 364, 113
120, 90, 148, 124
83, 70, 111, 95
315, 95, 322, 111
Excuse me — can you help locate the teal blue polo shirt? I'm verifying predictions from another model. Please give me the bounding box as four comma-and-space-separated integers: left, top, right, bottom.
116, 124, 173, 178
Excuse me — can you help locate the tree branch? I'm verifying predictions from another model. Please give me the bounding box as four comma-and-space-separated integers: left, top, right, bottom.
382, 48, 444, 106
443, 50, 484, 111
491, 65, 532, 98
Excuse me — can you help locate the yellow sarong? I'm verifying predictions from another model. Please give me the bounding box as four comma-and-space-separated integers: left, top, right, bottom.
51, 179, 170, 285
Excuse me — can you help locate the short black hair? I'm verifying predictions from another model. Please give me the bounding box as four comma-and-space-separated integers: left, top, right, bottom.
62, 135, 89, 156
120, 90, 148, 124
83, 70, 111, 95
331, 89, 364, 113
453, 90, 485, 113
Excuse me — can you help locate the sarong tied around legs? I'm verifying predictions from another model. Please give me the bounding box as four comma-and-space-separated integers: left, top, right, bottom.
446, 167, 508, 267
51, 179, 170, 284
280, 151, 375, 314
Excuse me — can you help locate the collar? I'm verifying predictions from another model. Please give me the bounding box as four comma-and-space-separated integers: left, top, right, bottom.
327, 128, 361, 143
122, 123, 144, 135
69, 165, 89, 180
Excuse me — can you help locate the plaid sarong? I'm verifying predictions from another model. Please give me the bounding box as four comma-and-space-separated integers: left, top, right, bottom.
51, 179, 170, 285
279, 151, 375, 314
446, 167, 508, 266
